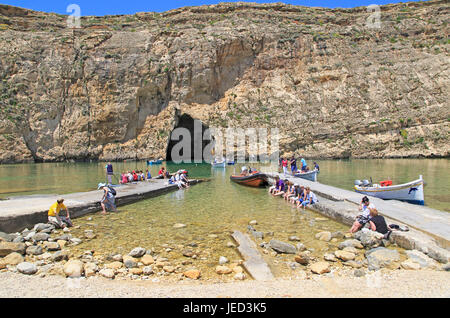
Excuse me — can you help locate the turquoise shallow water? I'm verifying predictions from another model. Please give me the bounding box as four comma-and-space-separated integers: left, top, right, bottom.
0, 159, 448, 211
1, 159, 442, 279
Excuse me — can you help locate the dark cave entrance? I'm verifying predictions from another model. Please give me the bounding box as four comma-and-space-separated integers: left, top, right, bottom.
166, 114, 213, 163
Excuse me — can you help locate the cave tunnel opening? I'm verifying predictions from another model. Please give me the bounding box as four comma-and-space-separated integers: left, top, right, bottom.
166, 114, 213, 163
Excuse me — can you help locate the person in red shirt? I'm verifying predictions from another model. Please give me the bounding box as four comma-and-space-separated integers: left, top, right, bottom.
132, 171, 138, 181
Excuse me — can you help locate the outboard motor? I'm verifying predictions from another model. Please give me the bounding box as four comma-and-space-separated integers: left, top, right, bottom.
362, 180, 372, 187
354, 180, 363, 186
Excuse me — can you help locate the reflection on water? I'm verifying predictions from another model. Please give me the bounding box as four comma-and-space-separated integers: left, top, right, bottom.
0, 160, 431, 279
0, 159, 447, 211
67, 165, 349, 280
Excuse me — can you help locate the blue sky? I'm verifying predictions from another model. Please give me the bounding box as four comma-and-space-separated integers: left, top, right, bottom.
1, 0, 423, 16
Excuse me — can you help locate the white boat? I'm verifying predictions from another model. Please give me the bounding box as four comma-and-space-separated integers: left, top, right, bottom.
294, 169, 319, 182
354, 175, 425, 205
211, 158, 226, 168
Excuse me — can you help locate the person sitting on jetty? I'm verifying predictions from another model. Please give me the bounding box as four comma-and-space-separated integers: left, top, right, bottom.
294, 186, 306, 207
269, 177, 285, 195
127, 171, 133, 183
48, 198, 72, 229
159, 167, 170, 179
120, 172, 128, 184
299, 187, 318, 209
273, 179, 288, 197
350, 196, 375, 233
180, 171, 190, 187
283, 182, 295, 201
101, 186, 117, 215
289, 185, 303, 204
368, 208, 392, 239
146, 169, 152, 180
269, 176, 280, 194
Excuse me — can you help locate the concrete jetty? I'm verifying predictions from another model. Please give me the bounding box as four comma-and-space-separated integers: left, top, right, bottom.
0, 179, 202, 233
265, 172, 450, 263
232, 230, 275, 281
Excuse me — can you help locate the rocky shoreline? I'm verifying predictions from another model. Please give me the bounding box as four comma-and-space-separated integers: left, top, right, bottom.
1, 219, 448, 284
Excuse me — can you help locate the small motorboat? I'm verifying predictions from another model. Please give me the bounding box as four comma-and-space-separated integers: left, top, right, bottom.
354, 175, 425, 205
294, 169, 319, 182
230, 172, 268, 187
211, 158, 226, 168
147, 159, 163, 165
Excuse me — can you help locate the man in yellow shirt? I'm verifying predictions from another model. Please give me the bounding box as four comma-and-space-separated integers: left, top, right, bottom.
48, 198, 72, 228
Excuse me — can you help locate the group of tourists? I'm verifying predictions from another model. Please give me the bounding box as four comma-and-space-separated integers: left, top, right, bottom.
269, 176, 318, 209
120, 170, 152, 184
279, 156, 319, 175
168, 170, 190, 189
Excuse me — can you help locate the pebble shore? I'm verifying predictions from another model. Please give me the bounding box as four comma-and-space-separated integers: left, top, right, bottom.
0, 270, 448, 298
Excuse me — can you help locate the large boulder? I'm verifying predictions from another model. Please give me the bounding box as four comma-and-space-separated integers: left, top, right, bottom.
44, 242, 61, 251
0, 242, 26, 256
32, 233, 50, 242
269, 240, 297, 254
84, 263, 99, 277
26, 245, 43, 256
63, 260, 84, 278
184, 269, 201, 279
52, 251, 69, 262
99, 268, 115, 279
310, 262, 331, 275
365, 247, 400, 271
1, 252, 24, 265
129, 247, 146, 258
339, 239, 364, 250
17, 262, 38, 275
354, 228, 385, 248
405, 250, 440, 270
335, 250, 356, 261
315, 231, 332, 242
33, 223, 55, 233
0, 232, 14, 242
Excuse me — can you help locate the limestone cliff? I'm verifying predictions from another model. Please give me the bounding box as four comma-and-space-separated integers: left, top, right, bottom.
0, 0, 448, 163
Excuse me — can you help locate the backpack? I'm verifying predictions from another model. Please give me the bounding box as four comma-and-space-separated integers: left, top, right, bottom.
107, 186, 117, 196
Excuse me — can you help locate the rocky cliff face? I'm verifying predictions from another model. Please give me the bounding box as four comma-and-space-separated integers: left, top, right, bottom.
0, 0, 448, 163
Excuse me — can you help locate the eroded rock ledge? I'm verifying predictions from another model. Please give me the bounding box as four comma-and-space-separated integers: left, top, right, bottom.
0, 0, 449, 163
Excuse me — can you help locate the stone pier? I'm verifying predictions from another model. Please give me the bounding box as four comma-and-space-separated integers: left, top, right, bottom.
264, 172, 450, 264
0, 179, 202, 233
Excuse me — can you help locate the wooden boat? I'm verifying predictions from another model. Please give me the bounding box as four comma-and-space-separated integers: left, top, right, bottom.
294, 169, 319, 182
230, 172, 268, 187
354, 175, 425, 205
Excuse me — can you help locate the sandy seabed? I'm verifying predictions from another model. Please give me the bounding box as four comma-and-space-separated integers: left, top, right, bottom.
0, 270, 449, 298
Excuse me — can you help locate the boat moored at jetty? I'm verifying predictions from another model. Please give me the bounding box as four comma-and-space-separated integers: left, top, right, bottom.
354, 175, 425, 205
294, 169, 319, 182
230, 172, 268, 187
